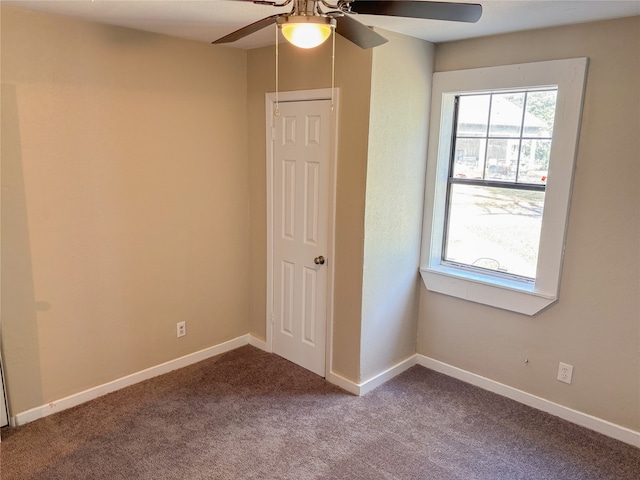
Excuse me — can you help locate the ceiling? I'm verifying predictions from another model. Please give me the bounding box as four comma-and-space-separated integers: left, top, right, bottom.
4, 0, 640, 49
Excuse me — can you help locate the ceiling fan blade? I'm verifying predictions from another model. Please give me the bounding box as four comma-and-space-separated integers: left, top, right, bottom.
212, 14, 281, 44
336, 15, 388, 49
349, 1, 482, 23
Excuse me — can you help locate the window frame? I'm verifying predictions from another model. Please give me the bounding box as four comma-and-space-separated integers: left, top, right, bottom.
420, 58, 588, 315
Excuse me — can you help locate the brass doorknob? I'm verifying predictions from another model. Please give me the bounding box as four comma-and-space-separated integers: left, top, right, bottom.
314, 256, 325, 265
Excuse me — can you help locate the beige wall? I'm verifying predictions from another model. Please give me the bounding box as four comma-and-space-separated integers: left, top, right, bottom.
418, 17, 640, 431
1, 7, 249, 414
360, 31, 433, 381
247, 37, 373, 381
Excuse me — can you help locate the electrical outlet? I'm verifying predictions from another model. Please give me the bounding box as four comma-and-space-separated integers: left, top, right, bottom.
177, 321, 186, 338
557, 362, 573, 384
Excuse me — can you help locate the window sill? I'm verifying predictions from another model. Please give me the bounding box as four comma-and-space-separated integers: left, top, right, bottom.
419, 267, 556, 316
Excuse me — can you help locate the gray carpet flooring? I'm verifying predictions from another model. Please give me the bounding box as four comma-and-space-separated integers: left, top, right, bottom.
1, 345, 638, 479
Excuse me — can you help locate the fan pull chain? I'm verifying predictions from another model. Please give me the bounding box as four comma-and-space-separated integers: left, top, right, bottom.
274, 25, 280, 117
331, 29, 335, 114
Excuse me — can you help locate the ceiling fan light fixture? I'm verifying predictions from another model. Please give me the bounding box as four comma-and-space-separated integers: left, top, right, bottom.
278, 16, 336, 49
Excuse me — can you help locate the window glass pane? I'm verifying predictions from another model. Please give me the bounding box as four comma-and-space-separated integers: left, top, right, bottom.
518, 139, 551, 185
489, 93, 525, 138
485, 139, 517, 182
524, 90, 557, 137
444, 184, 545, 279
457, 95, 490, 137
453, 138, 486, 179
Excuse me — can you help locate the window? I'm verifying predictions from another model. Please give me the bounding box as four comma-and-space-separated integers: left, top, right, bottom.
420, 59, 588, 315
445, 89, 556, 280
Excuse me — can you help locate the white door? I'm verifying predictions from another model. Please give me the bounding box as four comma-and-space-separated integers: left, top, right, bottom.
271, 98, 333, 377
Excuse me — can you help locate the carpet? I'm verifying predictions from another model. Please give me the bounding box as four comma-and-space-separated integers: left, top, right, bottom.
1, 345, 638, 479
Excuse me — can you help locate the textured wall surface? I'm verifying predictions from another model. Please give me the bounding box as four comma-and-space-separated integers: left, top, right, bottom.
361, 31, 433, 381
1, 7, 249, 414
419, 16, 640, 431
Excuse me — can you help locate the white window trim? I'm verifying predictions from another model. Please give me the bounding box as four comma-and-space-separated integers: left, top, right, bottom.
420, 58, 588, 315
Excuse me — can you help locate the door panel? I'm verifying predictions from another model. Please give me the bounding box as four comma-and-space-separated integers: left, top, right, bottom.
272, 99, 331, 377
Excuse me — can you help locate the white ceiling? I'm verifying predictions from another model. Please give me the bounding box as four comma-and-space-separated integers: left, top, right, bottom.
4, 0, 640, 49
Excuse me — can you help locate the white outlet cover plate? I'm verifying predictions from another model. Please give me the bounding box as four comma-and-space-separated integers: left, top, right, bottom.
177, 322, 186, 338
557, 362, 573, 384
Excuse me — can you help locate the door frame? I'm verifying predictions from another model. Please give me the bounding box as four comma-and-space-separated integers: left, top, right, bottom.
265, 88, 339, 378
0, 352, 7, 429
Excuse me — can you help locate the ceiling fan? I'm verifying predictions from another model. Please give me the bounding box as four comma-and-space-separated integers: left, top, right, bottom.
213, 0, 482, 49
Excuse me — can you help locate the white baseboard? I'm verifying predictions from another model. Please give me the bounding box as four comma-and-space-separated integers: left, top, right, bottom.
416, 354, 640, 448
12, 334, 254, 427
11, 338, 638, 449
327, 355, 417, 396
359, 355, 418, 396
248, 334, 270, 352
326, 371, 361, 395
